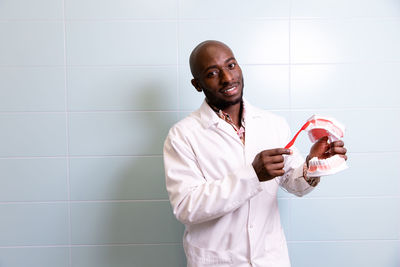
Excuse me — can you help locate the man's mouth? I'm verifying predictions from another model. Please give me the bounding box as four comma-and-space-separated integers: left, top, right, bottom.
220, 84, 240, 96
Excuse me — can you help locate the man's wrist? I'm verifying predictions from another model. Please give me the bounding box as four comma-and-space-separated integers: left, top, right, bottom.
303, 162, 320, 187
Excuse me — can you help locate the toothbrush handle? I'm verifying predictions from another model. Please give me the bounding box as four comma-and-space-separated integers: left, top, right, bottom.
284, 121, 311, 149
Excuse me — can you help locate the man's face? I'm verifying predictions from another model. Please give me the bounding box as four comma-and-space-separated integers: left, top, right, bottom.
191, 44, 244, 110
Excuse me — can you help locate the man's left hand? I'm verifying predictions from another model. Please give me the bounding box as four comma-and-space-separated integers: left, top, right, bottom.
307, 136, 348, 166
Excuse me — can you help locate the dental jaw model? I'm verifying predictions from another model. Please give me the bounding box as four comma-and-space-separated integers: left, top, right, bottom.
285, 115, 348, 177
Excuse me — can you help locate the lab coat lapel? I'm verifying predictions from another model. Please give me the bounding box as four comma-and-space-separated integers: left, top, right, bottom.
242, 101, 263, 162
198, 100, 244, 146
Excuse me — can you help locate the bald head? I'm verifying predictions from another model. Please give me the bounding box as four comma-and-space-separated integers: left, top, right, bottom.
188, 40, 244, 111
189, 40, 234, 79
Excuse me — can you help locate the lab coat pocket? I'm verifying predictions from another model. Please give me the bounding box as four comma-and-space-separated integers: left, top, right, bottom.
184, 241, 233, 267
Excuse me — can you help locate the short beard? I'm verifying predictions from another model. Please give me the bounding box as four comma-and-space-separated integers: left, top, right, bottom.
205, 78, 244, 110
209, 92, 243, 110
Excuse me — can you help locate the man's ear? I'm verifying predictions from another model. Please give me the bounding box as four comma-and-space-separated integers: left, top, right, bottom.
191, 79, 202, 92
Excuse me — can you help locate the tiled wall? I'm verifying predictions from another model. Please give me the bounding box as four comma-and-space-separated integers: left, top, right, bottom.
0, 1, 399, 266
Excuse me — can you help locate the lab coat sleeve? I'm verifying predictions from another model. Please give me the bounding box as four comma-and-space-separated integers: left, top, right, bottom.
277, 120, 315, 197
163, 131, 263, 226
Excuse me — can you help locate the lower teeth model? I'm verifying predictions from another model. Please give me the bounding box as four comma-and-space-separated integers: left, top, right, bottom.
285, 115, 348, 177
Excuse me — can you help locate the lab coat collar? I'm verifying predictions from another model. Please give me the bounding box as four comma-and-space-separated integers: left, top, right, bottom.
198, 98, 262, 129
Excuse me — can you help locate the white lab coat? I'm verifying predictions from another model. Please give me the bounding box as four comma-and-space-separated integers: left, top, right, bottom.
163, 100, 314, 267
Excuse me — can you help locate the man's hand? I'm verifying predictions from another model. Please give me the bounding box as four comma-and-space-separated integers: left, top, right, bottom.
307, 136, 348, 166
252, 148, 292, 182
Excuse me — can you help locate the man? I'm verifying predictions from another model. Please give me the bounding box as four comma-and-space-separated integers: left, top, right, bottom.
163, 40, 347, 267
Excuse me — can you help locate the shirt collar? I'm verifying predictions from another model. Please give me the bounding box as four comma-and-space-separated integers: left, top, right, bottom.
198, 98, 258, 129
207, 99, 245, 124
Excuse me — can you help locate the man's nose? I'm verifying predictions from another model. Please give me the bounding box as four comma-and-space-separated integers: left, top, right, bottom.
220, 68, 233, 84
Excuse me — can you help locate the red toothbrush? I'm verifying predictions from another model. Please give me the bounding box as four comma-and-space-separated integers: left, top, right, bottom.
284, 120, 311, 149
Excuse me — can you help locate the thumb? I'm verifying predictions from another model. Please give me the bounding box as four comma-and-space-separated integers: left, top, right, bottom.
316, 136, 329, 143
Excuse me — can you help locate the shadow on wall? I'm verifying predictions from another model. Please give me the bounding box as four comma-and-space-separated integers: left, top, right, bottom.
72, 83, 186, 267
110, 85, 185, 267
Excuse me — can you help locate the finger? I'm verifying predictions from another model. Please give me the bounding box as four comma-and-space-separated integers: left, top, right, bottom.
266, 162, 285, 170
266, 155, 285, 164
317, 136, 329, 142
314, 136, 329, 145
330, 146, 347, 155
266, 148, 292, 156
330, 140, 344, 147
270, 168, 285, 177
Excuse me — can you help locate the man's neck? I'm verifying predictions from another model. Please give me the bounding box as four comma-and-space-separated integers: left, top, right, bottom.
208, 100, 243, 128
222, 102, 242, 128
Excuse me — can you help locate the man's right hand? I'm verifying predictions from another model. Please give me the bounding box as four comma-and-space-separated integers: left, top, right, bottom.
252, 148, 292, 182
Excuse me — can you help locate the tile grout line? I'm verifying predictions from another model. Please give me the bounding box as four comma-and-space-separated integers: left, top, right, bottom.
288, 0, 293, 239
287, 239, 400, 244
3, 60, 400, 68
0, 239, 398, 249
1, 106, 399, 115
2, 16, 400, 22
0, 150, 399, 161
0, 199, 171, 205
61, 1, 73, 266
0, 242, 184, 249
288, 0, 293, 112
277, 195, 400, 200
176, 0, 181, 119
0, 155, 164, 160
3, 195, 400, 205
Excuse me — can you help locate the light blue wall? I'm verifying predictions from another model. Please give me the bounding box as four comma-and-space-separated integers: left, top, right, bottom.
0, 0, 399, 266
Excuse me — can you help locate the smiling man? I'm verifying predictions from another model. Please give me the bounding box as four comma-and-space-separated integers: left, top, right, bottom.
163, 40, 347, 267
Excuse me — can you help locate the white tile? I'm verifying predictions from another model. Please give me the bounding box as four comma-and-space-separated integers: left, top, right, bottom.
242, 65, 290, 110
179, 0, 240, 19
69, 157, 167, 200
0, 67, 65, 111
289, 241, 400, 267
239, 0, 291, 18
0, 158, 68, 201
178, 64, 207, 111
292, 0, 400, 18
179, 0, 290, 19
65, 0, 177, 19
0, 22, 64, 66
289, 198, 400, 240
0, 203, 69, 246
0, 247, 69, 267
179, 20, 289, 65
68, 66, 178, 111
0, 0, 63, 20
0, 113, 67, 157
66, 21, 177, 66
68, 112, 178, 156
291, 19, 400, 63
71, 245, 185, 267
70, 202, 184, 244
291, 63, 400, 109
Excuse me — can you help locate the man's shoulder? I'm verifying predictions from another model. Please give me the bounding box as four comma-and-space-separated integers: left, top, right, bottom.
167, 109, 203, 137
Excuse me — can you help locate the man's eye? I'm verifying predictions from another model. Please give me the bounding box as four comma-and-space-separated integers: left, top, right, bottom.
207, 71, 217, 78
228, 63, 236, 69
